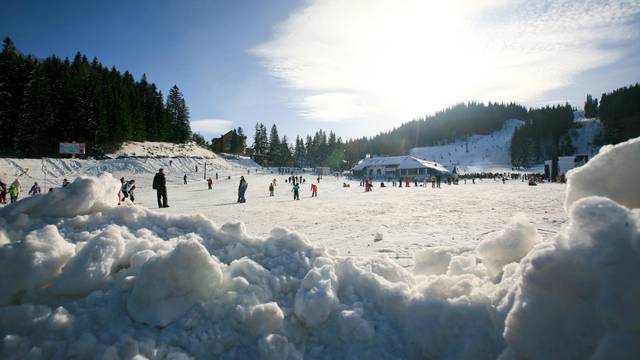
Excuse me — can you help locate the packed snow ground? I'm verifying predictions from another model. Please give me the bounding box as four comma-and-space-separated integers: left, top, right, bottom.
133, 175, 567, 265
1, 137, 639, 359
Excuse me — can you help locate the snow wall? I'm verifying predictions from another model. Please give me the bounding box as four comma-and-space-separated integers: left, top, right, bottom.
0, 137, 639, 359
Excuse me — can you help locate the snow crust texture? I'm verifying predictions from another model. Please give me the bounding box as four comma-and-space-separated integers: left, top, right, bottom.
1, 138, 639, 359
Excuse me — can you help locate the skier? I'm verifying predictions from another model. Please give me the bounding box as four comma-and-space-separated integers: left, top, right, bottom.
311, 183, 318, 197
405, 176, 410, 187
195, 165, 198, 173
207, 178, 213, 189
238, 176, 248, 203
28, 182, 41, 196
122, 179, 136, 203
436, 175, 441, 188
215, 172, 219, 180
269, 182, 274, 196
292, 182, 300, 200
8, 179, 21, 203
183, 174, 187, 184
431, 175, 436, 188
0, 180, 7, 204
153, 168, 169, 208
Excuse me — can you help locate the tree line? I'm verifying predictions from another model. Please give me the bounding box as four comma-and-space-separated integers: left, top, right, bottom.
598, 83, 640, 144
252, 123, 347, 170
0, 37, 191, 157
510, 104, 575, 168
342, 102, 527, 166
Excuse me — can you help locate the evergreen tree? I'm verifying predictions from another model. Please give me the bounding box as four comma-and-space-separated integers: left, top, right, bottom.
165, 85, 191, 143
268, 124, 281, 165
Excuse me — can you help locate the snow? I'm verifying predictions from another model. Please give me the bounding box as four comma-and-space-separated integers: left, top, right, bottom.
410, 119, 524, 172
565, 136, 640, 210
0, 138, 639, 359
570, 117, 603, 157
108, 141, 219, 158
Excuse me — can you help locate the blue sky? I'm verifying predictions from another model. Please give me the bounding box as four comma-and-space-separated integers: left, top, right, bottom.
2, 0, 639, 143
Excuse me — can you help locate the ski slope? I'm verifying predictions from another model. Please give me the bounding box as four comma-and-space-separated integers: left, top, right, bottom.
410, 119, 524, 173
410, 117, 603, 172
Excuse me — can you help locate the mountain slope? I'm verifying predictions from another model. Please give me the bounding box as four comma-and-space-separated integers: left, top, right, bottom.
410, 119, 524, 172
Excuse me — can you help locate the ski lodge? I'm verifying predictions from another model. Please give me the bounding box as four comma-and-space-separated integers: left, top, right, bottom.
351, 155, 448, 180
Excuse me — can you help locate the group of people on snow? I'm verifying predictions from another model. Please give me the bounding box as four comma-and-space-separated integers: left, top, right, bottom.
0, 177, 73, 205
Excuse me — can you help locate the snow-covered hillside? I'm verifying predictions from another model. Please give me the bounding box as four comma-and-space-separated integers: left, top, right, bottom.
0, 142, 260, 188
108, 141, 219, 158
410, 116, 603, 172
570, 118, 602, 157
410, 119, 524, 172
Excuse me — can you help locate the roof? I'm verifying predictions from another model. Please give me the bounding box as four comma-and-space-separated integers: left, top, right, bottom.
352, 155, 448, 173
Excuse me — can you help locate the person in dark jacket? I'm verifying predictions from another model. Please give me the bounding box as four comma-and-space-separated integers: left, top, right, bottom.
153, 168, 169, 208
238, 176, 248, 203
291, 182, 300, 200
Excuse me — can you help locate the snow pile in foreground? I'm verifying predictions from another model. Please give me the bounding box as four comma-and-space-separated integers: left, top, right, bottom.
1, 138, 639, 359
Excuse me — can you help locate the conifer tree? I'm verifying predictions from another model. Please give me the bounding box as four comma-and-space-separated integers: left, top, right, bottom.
166, 85, 191, 143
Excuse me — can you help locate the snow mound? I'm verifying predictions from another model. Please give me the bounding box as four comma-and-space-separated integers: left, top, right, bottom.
477, 214, 540, 279
110, 141, 218, 158
565, 136, 640, 210
1, 136, 639, 359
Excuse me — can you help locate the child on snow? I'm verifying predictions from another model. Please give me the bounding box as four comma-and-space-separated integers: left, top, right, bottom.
311, 183, 318, 197
269, 183, 274, 196
8, 179, 21, 203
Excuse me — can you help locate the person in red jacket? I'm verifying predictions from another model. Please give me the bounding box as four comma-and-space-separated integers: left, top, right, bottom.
311, 183, 318, 197
207, 178, 213, 189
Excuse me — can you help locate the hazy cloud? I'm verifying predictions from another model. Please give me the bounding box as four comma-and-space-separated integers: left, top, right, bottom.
191, 119, 234, 136
253, 0, 640, 125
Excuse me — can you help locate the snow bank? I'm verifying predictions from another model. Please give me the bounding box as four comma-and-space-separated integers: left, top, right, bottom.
0, 137, 639, 359
476, 214, 540, 279
565, 136, 640, 210
502, 196, 640, 359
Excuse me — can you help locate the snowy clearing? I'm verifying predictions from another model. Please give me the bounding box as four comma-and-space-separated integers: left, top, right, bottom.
0, 137, 638, 359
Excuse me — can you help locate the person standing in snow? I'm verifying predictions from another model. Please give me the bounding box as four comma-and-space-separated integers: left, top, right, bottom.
292, 182, 300, 200
269, 182, 274, 196
215, 172, 218, 180
238, 176, 248, 203
183, 174, 187, 184
207, 178, 213, 190
0, 180, 7, 204
28, 182, 41, 196
8, 179, 21, 203
311, 183, 318, 197
153, 168, 169, 208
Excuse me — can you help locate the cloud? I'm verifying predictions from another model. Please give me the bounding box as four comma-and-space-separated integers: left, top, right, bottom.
190, 119, 234, 136
253, 0, 640, 125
